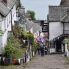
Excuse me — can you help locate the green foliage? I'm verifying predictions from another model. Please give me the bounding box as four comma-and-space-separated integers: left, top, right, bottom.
13, 25, 23, 37
26, 10, 36, 20
4, 38, 17, 58
4, 34, 26, 58
32, 42, 39, 51
21, 32, 38, 52
63, 38, 69, 51
4, 24, 38, 58
4, 24, 29, 59
23, 32, 38, 51
0, 30, 4, 36
64, 57, 69, 64
21, 32, 34, 45
26, 32, 34, 45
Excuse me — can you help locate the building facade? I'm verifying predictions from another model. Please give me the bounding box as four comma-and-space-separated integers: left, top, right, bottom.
48, 0, 69, 53
0, 0, 16, 54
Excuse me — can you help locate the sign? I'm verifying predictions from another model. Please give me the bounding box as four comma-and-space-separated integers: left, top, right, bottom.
42, 25, 48, 32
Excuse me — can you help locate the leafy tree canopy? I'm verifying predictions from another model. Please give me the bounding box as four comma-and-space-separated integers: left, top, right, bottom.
26, 10, 36, 20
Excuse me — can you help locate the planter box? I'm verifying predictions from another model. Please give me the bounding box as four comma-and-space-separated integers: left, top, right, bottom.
13, 58, 21, 65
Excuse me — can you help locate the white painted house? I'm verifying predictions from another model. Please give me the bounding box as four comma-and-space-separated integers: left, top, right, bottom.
0, 0, 17, 54
48, 0, 69, 53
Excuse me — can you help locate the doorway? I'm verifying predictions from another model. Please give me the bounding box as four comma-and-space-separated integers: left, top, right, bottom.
56, 40, 62, 52
55, 36, 64, 53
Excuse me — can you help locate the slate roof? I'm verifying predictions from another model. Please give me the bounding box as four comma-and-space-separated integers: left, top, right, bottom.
33, 23, 42, 33
0, 0, 16, 16
7, 0, 16, 9
61, 15, 69, 22
0, 2, 9, 16
48, 6, 61, 22
48, 6, 69, 22
48, 0, 69, 22
60, 6, 69, 22
26, 19, 42, 33
26, 19, 33, 31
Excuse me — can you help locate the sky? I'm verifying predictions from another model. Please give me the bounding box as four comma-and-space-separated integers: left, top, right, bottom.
21, 0, 61, 20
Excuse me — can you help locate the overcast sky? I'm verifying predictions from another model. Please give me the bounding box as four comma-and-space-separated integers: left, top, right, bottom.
21, 0, 61, 20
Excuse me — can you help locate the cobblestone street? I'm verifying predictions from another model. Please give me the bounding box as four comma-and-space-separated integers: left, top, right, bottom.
24, 54, 69, 69
0, 54, 69, 69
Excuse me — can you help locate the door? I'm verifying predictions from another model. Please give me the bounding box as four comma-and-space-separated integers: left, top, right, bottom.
56, 40, 61, 52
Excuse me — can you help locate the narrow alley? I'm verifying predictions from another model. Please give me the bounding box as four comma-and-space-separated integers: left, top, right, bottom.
1, 54, 69, 69
23, 54, 69, 69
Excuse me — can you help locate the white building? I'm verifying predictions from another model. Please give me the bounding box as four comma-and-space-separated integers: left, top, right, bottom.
48, 0, 69, 53
0, 0, 16, 54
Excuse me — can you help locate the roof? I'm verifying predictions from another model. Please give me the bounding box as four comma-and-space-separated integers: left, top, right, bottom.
0, 0, 16, 16
33, 23, 42, 33
7, 0, 16, 9
26, 19, 42, 33
48, 6, 69, 22
0, 2, 9, 16
60, 6, 69, 22
48, 0, 69, 22
26, 19, 34, 31
48, 6, 61, 22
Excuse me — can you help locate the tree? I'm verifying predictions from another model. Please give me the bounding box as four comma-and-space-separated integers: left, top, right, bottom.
26, 10, 36, 20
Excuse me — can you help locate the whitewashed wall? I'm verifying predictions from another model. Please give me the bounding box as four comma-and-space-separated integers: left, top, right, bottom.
6, 12, 11, 31
64, 23, 69, 30
0, 21, 4, 31
12, 5, 17, 25
0, 12, 12, 32
49, 22, 63, 41
0, 5, 17, 54
2, 30, 8, 47
0, 36, 2, 54
0, 30, 8, 54
0, 12, 11, 54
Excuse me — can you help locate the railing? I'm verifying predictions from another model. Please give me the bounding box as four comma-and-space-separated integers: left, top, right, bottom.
64, 30, 69, 35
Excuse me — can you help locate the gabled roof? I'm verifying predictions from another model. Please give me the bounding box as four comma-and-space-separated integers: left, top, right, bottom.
48, 0, 69, 22
48, 6, 69, 22
0, 0, 16, 16
48, 6, 61, 22
60, 6, 69, 22
26, 19, 42, 33
61, 15, 69, 23
33, 23, 42, 33
0, 2, 9, 16
26, 19, 34, 31
7, 0, 16, 9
